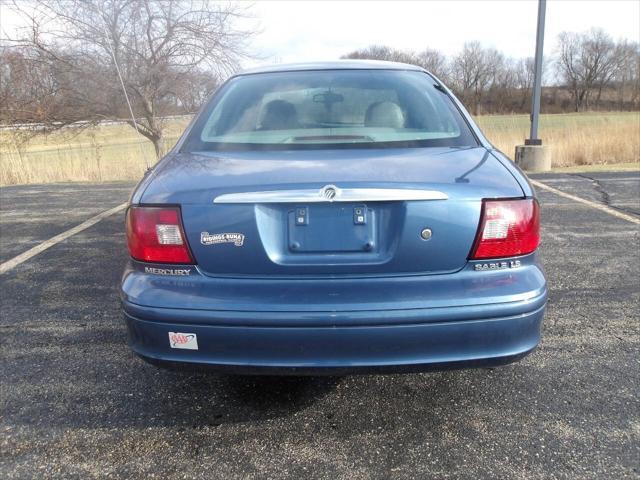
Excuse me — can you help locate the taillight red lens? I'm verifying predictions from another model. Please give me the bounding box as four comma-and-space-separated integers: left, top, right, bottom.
126, 206, 194, 264
470, 199, 540, 260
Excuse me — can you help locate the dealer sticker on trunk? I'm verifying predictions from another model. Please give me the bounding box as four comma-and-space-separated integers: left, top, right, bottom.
200, 232, 245, 247
168, 332, 199, 350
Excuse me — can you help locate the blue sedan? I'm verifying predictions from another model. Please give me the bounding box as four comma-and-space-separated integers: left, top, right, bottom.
121, 60, 547, 375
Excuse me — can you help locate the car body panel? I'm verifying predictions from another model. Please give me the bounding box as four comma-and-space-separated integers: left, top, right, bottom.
122, 253, 545, 315
140, 147, 523, 205
125, 307, 543, 374
140, 147, 525, 276
237, 60, 426, 75
121, 61, 546, 374
489, 148, 536, 197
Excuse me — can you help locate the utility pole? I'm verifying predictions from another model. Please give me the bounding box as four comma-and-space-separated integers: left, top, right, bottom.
515, 0, 551, 171
527, 0, 546, 145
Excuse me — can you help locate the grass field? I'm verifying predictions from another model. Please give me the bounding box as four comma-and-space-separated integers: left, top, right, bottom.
475, 111, 640, 169
1, 112, 638, 185
0, 118, 191, 185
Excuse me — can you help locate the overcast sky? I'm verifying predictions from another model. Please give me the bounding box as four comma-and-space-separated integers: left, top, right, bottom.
244, 0, 640, 66
2, 0, 638, 67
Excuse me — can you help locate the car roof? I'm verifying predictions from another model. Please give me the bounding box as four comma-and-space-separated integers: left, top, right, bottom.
236, 60, 426, 76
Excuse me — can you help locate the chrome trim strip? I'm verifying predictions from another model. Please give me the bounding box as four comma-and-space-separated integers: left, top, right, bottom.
214, 188, 448, 203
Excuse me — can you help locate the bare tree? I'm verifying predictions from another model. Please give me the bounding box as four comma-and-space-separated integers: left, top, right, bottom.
414, 48, 449, 82
5, 15, 638, 130
514, 57, 535, 110
556, 28, 620, 111
487, 57, 518, 112
341, 45, 417, 65
451, 42, 503, 115
557, 32, 585, 111
8, 0, 254, 157
0, 46, 58, 124
591, 33, 627, 108
610, 40, 639, 109
342, 45, 449, 81
624, 42, 640, 108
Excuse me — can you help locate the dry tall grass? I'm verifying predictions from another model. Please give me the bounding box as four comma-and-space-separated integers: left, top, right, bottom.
1, 112, 638, 185
0, 118, 189, 185
476, 112, 640, 167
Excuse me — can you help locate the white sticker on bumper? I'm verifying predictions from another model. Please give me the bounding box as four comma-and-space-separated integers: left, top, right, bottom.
168, 332, 198, 350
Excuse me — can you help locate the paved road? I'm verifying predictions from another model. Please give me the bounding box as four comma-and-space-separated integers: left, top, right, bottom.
1, 172, 639, 479
0, 183, 133, 263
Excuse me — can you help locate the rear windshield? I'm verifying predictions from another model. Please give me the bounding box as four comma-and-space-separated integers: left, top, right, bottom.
182, 69, 478, 151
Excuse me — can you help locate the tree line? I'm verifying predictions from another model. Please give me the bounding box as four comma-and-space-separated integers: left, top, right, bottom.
1, 0, 638, 159
343, 29, 639, 115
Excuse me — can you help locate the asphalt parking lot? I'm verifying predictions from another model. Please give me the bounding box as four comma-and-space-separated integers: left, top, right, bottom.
1, 171, 639, 479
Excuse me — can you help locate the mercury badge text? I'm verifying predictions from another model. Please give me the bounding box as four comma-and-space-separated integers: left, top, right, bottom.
144, 267, 192, 276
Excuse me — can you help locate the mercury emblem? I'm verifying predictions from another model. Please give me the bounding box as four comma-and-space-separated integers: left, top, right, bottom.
320, 185, 339, 201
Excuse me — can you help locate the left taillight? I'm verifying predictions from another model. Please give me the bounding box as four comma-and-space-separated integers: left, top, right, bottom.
126, 206, 194, 264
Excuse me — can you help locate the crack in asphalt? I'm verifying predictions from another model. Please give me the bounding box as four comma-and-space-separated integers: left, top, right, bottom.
574, 174, 611, 206
571, 173, 640, 217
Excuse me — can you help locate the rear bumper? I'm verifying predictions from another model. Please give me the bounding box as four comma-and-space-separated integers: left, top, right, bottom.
124, 302, 545, 375
122, 254, 547, 375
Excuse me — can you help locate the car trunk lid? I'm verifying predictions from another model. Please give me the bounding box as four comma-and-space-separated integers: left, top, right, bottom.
141, 147, 524, 276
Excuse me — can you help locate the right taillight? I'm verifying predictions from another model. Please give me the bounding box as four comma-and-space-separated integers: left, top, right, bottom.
469, 199, 540, 260
126, 206, 194, 264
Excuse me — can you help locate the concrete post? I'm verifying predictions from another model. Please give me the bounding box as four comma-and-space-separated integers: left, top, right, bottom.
514, 145, 551, 172
516, 0, 551, 173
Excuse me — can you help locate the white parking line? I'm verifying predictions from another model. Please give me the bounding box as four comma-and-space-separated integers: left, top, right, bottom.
530, 179, 640, 225
0, 203, 128, 275
538, 176, 640, 183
